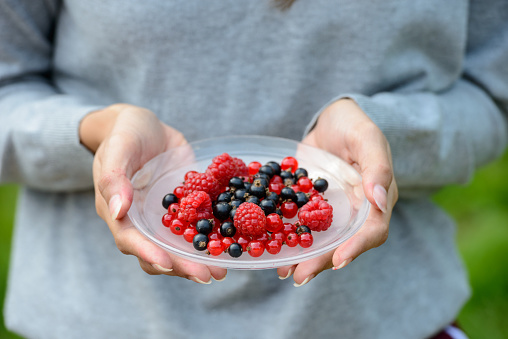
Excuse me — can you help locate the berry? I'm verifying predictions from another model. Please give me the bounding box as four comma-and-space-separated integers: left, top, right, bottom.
206, 153, 237, 186
196, 218, 214, 235
282, 222, 297, 234
228, 243, 243, 258
266, 191, 280, 203
279, 170, 294, 184
222, 237, 235, 250
234, 202, 267, 237
265, 213, 283, 233
271, 231, 286, 244
168, 203, 180, 215
248, 181, 267, 199
258, 165, 275, 178
178, 191, 213, 224
220, 221, 236, 237
245, 195, 261, 205
169, 219, 186, 235
295, 191, 309, 208
213, 202, 232, 221
252, 175, 270, 187
207, 239, 224, 256
313, 178, 329, 193
173, 186, 185, 199
229, 176, 245, 190
235, 235, 251, 252
266, 239, 283, 255
254, 232, 270, 244
193, 233, 209, 251
294, 168, 308, 179
281, 156, 298, 173
230, 199, 243, 209
298, 232, 314, 248
182, 172, 221, 201
297, 177, 313, 193
247, 240, 265, 257
280, 201, 298, 219
184, 170, 198, 181
217, 191, 233, 203
280, 186, 297, 202
268, 182, 284, 195
285, 232, 299, 247
234, 188, 248, 201
183, 227, 199, 242
232, 157, 249, 177
162, 213, 175, 227
259, 199, 277, 215
266, 161, 281, 176
298, 199, 334, 231
162, 193, 178, 209
296, 224, 312, 235
248, 161, 262, 176
208, 231, 224, 241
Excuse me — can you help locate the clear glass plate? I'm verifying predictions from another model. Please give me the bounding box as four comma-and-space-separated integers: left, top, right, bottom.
128, 135, 370, 269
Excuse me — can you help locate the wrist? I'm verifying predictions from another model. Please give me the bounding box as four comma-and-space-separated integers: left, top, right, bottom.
79, 104, 122, 153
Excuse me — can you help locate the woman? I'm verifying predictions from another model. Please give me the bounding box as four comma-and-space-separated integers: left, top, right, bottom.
1, 1, 506, 338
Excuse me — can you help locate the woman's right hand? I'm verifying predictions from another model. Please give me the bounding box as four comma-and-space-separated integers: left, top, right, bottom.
80, 103, 227, 284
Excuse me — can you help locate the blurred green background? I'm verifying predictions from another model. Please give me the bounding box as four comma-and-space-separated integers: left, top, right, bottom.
1, 151, 507, 339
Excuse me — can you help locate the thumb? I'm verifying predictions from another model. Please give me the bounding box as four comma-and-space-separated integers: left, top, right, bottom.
94, 137, 137, 221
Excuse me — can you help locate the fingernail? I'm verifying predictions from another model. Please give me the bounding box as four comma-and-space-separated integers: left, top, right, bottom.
279, 267, 295, 280
212, 275, 227, 282
332, 258, 351, 271
373, 184, 387, 213
190, 276, 212, 285
293, 274, 315, 287
152, 264, 173, 273
109, 194, 122, 220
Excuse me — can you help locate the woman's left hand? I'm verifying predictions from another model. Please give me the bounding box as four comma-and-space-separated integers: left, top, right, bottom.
277, 99, 398, 286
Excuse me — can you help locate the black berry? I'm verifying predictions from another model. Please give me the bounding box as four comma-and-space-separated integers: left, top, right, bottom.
296, 225, 312, 235
294, 168, 308, 179
259, 199, 277, 215
213, 202, 232, 221
196, 219, 213, 235
258, 165, 275, 178
217, 191, 233, 203
266, 161, 281, 176
280, 186, 297, 202
220, 221, 236, 237
193, 233, 209, 251
246, 195, 261, 205
228, 243, 243, 258
313, 178, 329, 193
229, 176, 245, 190
162, 193, 178, 209
295, 191, 309, 208
234, 189, 248, 201
248, 181, 267, 199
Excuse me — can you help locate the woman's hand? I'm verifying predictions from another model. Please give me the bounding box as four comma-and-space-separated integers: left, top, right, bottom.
80, 103, 227, 284
277, 99, 398, 286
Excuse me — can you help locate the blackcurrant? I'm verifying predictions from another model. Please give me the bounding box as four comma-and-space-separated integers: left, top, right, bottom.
213, 202, 232, 221
162, 193, 178, 209
313, 178, 329, 193
228, 243, 243, 258
258, 165, 275, 178
220, 221, 236, 237
193, 233, 209, 251
248, 181, 267, 199
266, 161, 281, 176
217, 191, 233, 203
259, 199, 277, 215
296, 225, 312, 235
230, 199, 243, 209
252, 176, 269, 188
246, 195, 261, 205
229, 176, 245, 190
234, 189, 248, 201
266, 191, 279, 203
280, 170, 294, 183
294, 168, 309, 179
196, 219, 213, 235
280, 186, 297, 202
295, 191, 309, 208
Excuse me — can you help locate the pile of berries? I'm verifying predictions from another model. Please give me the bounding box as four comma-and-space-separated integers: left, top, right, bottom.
161, 153, 332, 258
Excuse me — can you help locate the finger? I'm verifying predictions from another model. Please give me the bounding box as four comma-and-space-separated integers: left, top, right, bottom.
209, 266, 228, 282
291, 251, 334, 287
276, 264, 296, 280
331, 194, 392, 269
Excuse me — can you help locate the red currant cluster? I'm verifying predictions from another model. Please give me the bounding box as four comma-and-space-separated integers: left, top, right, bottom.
161, 153, 332, 258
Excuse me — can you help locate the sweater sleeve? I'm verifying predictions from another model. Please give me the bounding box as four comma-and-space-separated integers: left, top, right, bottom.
305, 0, 508, 197
0, 0, 100, 191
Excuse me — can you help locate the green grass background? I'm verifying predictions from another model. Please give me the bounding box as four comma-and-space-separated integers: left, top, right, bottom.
1, 151, 508, 339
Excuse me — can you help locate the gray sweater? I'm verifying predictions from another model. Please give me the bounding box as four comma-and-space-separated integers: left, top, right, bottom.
1, 1, 507, 338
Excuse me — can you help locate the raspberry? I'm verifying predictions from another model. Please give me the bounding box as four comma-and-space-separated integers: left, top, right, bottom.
206, 153, 237, 186
232, 157, 249, 177
234, 202, 267, 237
178, 191, 213, 224
298, 199, 333, 232
182, 172, 221, 201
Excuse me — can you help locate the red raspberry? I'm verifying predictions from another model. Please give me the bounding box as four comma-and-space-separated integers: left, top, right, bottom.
182, 172, 221, 201
234, 202, 267, 237
178, 191, 213, 224
206, 153, 237, 186
298, 199, 333, 231
232, 157, 249, 177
